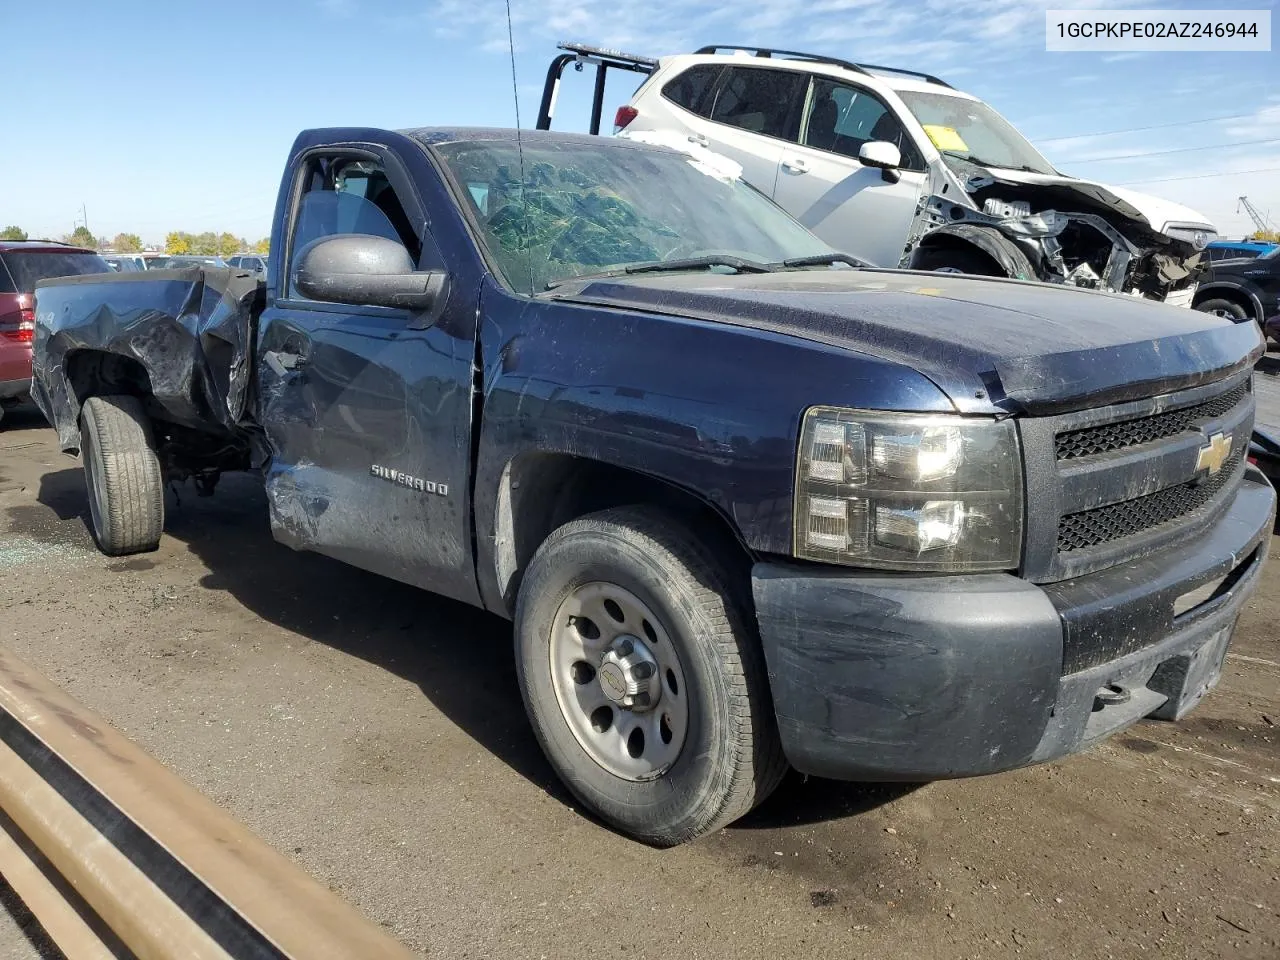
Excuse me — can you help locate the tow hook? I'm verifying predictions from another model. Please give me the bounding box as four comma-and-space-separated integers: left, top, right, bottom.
1093, 683, 1131, 711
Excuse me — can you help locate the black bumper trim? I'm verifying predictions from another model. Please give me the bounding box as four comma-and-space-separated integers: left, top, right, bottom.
1044, 469, 1274, 673
752, 468, 1275, 782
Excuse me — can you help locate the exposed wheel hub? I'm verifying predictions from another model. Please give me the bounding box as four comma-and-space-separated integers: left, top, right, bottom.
597, 636, 660, 711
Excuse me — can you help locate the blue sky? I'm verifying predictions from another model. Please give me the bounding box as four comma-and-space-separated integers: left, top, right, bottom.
3, 0, 1277, 245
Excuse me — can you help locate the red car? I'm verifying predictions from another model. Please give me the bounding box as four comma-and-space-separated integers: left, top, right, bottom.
1, 242, 111, 416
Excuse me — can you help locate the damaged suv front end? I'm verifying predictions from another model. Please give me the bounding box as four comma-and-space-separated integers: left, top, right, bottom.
900, 90, 1213, 304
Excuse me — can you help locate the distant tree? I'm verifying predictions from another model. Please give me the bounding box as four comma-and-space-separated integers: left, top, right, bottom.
252, 237, 270, 255
216, 232, 243, 257
111, 232, 143, 253
65, 226, 97, 249
191, 231, 219, 255
0, 225, 27, 241
165, 231, 192, 254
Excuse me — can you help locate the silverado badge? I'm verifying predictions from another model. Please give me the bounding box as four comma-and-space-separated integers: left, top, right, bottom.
370, 465, 448, 496
1195, 432, 1232, 476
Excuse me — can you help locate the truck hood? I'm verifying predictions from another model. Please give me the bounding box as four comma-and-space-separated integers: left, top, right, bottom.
958, 162, 1216, 235
558, 269, 1261, 414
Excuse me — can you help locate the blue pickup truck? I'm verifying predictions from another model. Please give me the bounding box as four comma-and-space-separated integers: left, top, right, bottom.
30, 127, 1275, 846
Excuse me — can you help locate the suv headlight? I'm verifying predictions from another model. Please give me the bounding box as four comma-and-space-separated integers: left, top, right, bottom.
1164, 226, 1214, 251
794, 407, 1024, 572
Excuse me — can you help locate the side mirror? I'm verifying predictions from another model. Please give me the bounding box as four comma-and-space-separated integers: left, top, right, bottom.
293, 234, 443, 310
859, 140, 902, 183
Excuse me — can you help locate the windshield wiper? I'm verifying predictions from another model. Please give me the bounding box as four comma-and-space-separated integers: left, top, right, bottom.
545, 255, 774, 290
770, 252, 869, 270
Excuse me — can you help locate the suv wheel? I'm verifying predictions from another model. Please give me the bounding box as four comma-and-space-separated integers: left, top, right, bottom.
912, 245, 1004, 276
514, 505, 786, 846
79, 395, 165, 556
1194, 298, 1251, 323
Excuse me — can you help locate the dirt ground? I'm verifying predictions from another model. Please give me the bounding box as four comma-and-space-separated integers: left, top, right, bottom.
0, 402, 1276, 960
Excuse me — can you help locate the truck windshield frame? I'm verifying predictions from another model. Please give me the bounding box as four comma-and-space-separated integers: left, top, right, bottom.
428, 138, 833, 295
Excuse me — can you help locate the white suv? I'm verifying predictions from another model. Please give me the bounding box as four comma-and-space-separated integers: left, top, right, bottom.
549, 44, 1216, 305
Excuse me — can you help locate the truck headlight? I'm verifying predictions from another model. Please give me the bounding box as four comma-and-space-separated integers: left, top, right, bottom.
794, 407, 1024, 572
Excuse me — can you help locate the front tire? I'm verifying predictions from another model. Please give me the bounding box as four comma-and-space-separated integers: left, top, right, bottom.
911, 245, 1004, 276
1194, 297, 1251, 323
514, 506, 786, 846
79, 395, 164, 556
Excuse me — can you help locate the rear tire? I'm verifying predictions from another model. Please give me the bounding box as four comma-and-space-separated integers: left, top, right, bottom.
514, 505, 786, 846
79, 395, 164, 556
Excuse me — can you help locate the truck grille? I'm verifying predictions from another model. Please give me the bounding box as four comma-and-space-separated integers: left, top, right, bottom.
1057, 451, 1243, 551
1020, 373, 1254, 583
1055, 382, 1248, 460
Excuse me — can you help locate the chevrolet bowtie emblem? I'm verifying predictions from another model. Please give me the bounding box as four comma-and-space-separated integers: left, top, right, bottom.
1195, 431, 1232, 476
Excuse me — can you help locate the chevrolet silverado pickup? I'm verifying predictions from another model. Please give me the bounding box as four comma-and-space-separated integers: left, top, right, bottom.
31, 127, 1275, 846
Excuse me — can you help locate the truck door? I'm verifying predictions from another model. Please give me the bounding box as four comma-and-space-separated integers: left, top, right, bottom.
255, 145, 480, 606
771, 77, 927, 268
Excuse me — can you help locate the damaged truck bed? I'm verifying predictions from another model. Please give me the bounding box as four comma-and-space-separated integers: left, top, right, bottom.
29, 125, 1276, 849
33, 267, 261, 489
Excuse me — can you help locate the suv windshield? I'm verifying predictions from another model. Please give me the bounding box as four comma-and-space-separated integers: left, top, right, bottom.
432, 138, 833, 293
1, 251, 111, 291
895, 90, 1056, 175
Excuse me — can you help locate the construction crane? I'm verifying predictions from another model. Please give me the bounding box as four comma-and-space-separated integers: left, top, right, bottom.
1237, 196, 1274, 234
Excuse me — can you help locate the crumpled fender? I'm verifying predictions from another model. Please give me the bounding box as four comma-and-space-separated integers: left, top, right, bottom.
912, 223, 1037, 280
31, 268, 262, 453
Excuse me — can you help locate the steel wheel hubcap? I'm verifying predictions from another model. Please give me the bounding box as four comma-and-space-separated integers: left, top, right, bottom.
549, 581, 689, 781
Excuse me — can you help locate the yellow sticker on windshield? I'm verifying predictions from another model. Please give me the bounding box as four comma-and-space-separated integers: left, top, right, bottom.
922, 124, 969, 152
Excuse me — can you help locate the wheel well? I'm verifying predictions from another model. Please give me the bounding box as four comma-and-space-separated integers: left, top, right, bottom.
64, 350, 154, 411
913, 233, 1005, 273
493, 453, 752, 613
1192, 286, 1258, 320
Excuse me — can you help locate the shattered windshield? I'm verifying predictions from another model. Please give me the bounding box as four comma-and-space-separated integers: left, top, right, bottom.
432, 138, 833, 293
896, 90, 1056, 176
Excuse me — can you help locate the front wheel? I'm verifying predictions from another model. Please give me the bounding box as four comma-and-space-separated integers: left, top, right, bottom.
514, 506, 786, 846
1194, 297, 1251, 322
911, 245, 1004, 277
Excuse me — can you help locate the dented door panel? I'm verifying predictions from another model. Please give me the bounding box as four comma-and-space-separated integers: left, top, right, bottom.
256, 298, 479, 605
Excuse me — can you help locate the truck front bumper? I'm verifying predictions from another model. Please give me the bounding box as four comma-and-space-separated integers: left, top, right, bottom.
753, 467, 1275, 781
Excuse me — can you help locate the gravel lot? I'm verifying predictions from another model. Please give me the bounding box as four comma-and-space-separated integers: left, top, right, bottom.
0, 401, 1276, 960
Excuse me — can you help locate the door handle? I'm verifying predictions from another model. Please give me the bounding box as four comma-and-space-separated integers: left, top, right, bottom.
781, 156, 808, 173
263, 349, 308, 377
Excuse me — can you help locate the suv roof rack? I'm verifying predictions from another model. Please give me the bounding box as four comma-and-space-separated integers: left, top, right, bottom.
536, 42, 658, 134
692, 44, 952, 88
693, 45, 869, 75
856, 63, 953, 88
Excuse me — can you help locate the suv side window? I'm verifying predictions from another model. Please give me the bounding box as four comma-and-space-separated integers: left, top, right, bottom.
660, 65, 723, 118
803, 78, 925, 171
285, 155, 424, 301
706, 67, 806, 140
